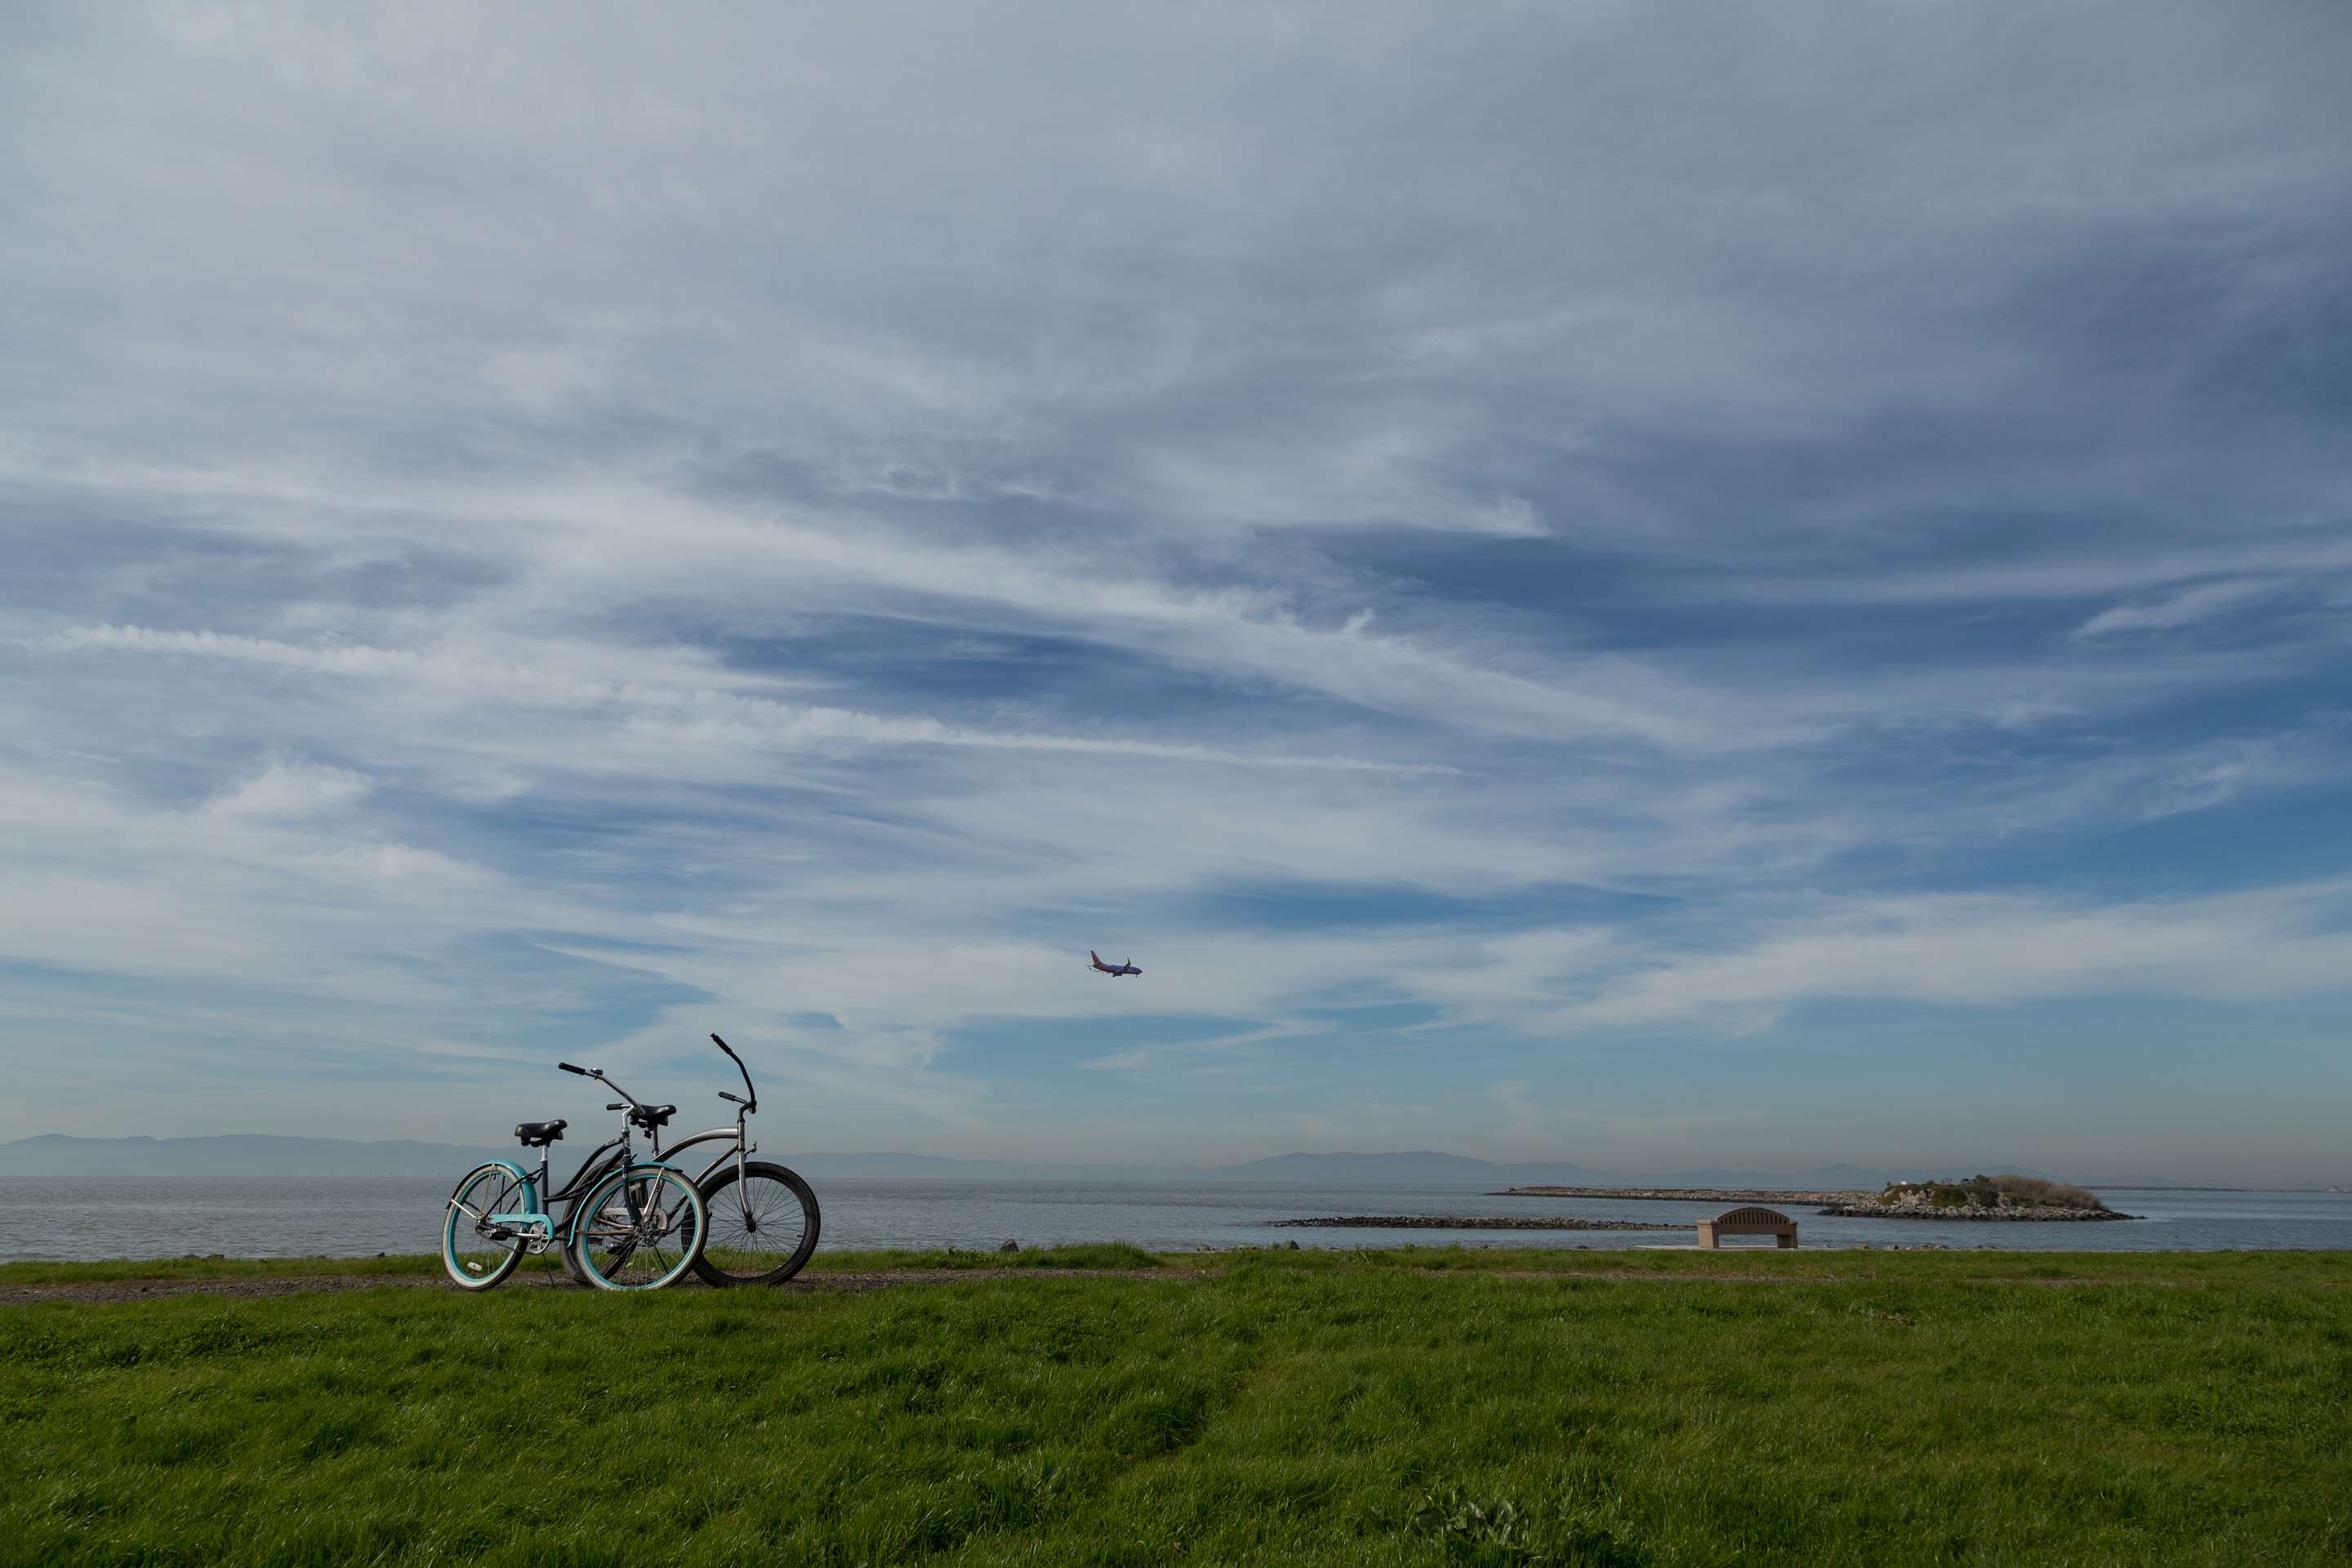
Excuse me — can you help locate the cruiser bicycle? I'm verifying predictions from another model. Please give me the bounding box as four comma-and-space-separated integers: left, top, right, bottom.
442, 1062, 707, 1291
660, 1033, 822, 1287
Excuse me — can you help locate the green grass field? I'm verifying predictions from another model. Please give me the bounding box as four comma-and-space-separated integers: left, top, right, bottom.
5, 1247, 2349, 1565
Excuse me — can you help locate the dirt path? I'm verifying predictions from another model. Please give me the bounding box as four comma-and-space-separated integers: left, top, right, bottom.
0, 1267, 1196, 1307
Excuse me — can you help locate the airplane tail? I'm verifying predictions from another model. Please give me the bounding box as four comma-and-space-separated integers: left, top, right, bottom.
1089, 950, 1102, 966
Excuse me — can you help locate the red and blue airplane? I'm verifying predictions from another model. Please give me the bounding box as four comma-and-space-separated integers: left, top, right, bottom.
1088, 950, 1142, 978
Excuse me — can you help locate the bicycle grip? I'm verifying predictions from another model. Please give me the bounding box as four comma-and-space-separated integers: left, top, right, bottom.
559, 1062, 587, 1075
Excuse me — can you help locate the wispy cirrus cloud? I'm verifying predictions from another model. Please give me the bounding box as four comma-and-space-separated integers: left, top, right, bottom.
1552, 882, 2352, 1036
200, 759, 372, 820
2074, 578, 2285, 639
49, 623, 1459, 775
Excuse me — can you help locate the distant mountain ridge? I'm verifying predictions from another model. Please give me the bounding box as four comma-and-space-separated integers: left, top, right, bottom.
0, 1134, 2078, 1189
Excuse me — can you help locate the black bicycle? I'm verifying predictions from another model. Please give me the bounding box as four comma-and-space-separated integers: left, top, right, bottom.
651, 1034, 822, 1286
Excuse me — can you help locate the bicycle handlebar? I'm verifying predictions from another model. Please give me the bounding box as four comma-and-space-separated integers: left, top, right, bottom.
559, 1059, 648, 1111
710, 1033, 757, 1113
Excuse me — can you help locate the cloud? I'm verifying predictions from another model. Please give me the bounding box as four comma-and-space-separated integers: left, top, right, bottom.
1485, 1079, 1540, 1130
1556, 883, 2352, 1035
302, 842, 492, 884
201, 760, 372, 818
52, 623, 1460, 775
2074, 579, 2283, 639
2, 2, 2350, 1169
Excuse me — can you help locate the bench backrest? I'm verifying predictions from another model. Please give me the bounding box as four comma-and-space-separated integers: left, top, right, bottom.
1711, 1206, 1795, 1232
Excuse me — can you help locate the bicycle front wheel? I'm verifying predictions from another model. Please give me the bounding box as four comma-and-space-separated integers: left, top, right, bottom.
691, 1161, 821, 1286
570, 1165, 706, 1291
443, 1164, 528, 1290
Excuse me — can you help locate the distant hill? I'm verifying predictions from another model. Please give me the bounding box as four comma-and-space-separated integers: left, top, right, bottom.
0, 1134, 522, 1179
0, 1134, 2114, 1189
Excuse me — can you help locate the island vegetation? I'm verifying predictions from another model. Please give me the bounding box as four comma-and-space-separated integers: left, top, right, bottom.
1818, 1173, 2136, 1222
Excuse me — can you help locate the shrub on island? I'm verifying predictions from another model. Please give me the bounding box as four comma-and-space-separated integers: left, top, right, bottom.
1820, 1174, 2132, 1222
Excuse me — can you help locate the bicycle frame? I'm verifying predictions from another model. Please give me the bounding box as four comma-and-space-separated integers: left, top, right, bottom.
643, 1035, 763, 1220
454, 1064, 693, 1252
473, 1134, 633, 1251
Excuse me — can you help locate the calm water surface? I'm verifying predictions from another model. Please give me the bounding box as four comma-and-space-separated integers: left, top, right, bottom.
4, 1178, 2350, 1262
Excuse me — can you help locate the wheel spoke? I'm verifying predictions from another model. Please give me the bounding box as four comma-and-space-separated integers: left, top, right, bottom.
694, 1165, 818, 1285
576, 1169, 699, 1289
445, 1168, 528, 1289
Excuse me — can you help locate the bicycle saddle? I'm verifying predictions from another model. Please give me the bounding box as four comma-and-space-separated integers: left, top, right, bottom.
628, 1103, 676, 1130
515, 1119, 567, 1147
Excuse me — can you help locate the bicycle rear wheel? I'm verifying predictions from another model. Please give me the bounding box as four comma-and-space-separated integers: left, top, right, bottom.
443, 1164, 528, 1290
570, 1165, 706, 1291
691, 1161, 821, 1286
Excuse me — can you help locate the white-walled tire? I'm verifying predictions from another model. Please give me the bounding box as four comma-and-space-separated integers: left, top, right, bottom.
569, 1165, 706, 1290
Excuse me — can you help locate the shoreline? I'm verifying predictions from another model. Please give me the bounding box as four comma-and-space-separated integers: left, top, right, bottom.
1817, 1202, 2138, 1223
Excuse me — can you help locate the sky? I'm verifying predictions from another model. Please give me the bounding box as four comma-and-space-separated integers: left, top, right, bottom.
3, 2, 2349, 1184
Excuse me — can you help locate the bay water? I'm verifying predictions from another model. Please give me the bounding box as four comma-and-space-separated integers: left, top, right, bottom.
5, 1178, 2350, 1263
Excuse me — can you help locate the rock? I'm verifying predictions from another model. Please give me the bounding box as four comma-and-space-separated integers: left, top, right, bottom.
998, 1239, 1020, 1253
1284, 1240, 1300, 1250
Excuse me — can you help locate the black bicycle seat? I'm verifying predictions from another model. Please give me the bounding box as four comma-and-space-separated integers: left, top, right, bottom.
627, 1103, 676, 1130
515, 1119, 567, 1147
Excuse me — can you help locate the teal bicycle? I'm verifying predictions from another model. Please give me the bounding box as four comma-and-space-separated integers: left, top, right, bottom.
443, 1061, 708, 1291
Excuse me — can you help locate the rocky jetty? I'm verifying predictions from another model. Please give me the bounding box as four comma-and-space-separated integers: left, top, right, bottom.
1272, 1214, 1680, 1232
1492, 1186, 1866, 1204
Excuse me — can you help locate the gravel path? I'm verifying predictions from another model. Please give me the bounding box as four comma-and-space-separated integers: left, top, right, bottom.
0, 1267, 1196, 1307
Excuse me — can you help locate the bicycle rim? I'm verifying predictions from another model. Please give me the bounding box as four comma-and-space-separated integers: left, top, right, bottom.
573, 1166, 706, 1290
443, 1165, 527, 1290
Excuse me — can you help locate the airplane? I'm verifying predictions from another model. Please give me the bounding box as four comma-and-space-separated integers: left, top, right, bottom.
1089, 950, 1142, 978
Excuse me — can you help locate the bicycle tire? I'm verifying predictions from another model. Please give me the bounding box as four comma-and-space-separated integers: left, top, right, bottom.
443, 1164, 528, 1290
690, 1160, 821, 1287
569, 1165, 707, 1291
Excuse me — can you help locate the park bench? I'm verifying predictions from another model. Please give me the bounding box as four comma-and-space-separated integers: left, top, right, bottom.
1696, 1205, 1798, 1249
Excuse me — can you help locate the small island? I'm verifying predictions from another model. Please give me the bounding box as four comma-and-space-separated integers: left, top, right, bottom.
1815, 1174, 2137, 1222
